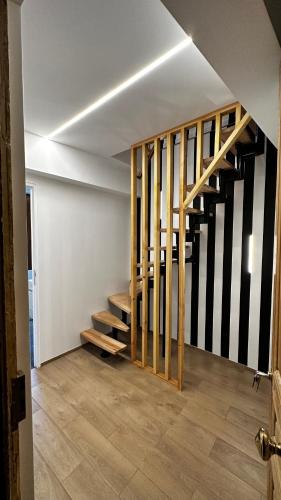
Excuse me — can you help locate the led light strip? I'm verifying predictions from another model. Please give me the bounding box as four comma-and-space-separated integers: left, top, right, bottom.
46, 37, 192, 139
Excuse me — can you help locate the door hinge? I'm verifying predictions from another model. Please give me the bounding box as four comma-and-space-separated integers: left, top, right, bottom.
11, 371, 26, 431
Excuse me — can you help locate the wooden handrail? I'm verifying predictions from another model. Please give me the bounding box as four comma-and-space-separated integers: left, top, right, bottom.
183, 112, 251, 209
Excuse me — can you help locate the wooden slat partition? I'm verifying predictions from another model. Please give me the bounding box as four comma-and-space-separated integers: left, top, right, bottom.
196, 121, 203, 182
141, 144, 148, 367
183, 112, 251, 208
153, 139, 161, 374
178, 128, 187, 390
165, 133, 174, 380
130, 101, 250, 390
130, 147, 137, 361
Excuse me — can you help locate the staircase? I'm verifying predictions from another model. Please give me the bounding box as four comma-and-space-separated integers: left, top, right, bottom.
81, 103, 263, 383
80, 292, 131, 355
130, 102, 265, 390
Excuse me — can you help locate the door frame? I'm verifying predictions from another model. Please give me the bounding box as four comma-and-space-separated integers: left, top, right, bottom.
268, 65, 281, 498
0, 0, 20, 497
26, 182, 41, 368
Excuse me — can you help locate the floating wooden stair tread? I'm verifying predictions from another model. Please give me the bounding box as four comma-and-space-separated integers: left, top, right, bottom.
203, 156, 234, 173
148, 244, 190, 250
108, 293, 131, 314
160, 228, 201, 234
173, 207, 203, 215
221, 125, 252, 145
136, 260, 166, 268
92, 311, 129, 332
137, 259, 177, 268
186, 184, 218, 195
81, 329, 127, 354
137, 271, 154, 281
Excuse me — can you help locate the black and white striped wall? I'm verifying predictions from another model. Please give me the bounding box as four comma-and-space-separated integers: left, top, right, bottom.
188, 140, 277, 372
146, 129, 277, 372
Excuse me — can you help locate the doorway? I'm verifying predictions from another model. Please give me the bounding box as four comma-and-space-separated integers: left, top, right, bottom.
26, 184, 39, 368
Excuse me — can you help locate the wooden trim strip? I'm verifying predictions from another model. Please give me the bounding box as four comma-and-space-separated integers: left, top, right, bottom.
165, 133, 174, 380
0, 1, 20, 496
141, 144, 148, 367
272, 65, 281, 372
178, 128, 187, 390
153, 139, 161, 374
196, 121, 203, 182
132, 102, 238, 148
130, 147, 137, 361
184, 113, 251, 208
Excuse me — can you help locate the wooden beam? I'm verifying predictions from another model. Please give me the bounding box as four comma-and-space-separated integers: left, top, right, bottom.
178, 128, 187, 390
165, 133, 174, 380
141, 144, 148, 367
196, 121, 203, 182
130, 147, 137, 361
132, 102, 238, 148
153, 138, 161, 374
214, 113, 221, 155
235, 103, 242, 125
184, 112, 251, 208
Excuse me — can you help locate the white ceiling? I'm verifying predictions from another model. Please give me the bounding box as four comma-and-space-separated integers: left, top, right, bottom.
162, 0, 281, 147
22, 0, 234, 158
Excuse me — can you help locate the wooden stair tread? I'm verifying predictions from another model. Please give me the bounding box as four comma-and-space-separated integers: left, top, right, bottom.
136, 260, 165, 268
148, 244, 190, 250
92, 310, 129, 332
137, 259, 177, 268
203, 156, 234, 174
108, 293, 131, 314
221, 125, 252, 144
81, 329, 127, 354
137, 271, 154, 281
160, 228, 201, 233
173, 207, 203, 215
186, 184, 218, 195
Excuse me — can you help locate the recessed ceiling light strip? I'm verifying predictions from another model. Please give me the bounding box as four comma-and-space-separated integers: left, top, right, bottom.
47, 37, 192, 139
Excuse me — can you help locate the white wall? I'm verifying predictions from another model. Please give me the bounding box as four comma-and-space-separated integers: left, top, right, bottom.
8, 2, 34, 499
26, 173, 130, 364
25, 131, 130, 196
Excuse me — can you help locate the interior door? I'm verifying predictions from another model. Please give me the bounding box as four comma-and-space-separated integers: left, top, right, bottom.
255, 67, 281, 499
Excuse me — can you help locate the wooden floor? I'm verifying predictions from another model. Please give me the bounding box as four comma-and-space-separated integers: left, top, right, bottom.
31, 344, 270, 499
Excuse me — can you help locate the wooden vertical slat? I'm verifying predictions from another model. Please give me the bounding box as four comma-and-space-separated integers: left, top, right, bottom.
178, 128, 187, 390
235, 103, 242, 125
141, 144, 148, 367
214, 113, 221, 155
130, 147, 137, 361
153, 138, 161, 374
196, 121, 203, 181
165, 133, 174, 380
